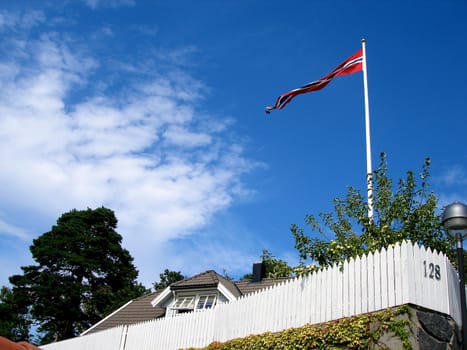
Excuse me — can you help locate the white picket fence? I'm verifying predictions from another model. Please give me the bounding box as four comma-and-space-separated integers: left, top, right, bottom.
42, 241, 462, 350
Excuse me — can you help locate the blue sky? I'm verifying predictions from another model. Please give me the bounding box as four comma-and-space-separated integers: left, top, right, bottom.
0, 0, 466, 288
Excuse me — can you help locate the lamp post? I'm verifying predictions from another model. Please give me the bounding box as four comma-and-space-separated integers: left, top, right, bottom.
442, 202, 467, 350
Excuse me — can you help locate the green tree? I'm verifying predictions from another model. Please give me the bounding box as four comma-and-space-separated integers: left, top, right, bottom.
260, 250, 294, 278
0, 286, 31, 342
9, 207, 147, 344
152, 269, 185, 291
291, 153, 454, 273
242, 250, 294, 279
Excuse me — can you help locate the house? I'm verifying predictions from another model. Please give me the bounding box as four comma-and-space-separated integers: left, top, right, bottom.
40, 242, 463, 350
0, 337, 41, 350
82, 262, 288, 336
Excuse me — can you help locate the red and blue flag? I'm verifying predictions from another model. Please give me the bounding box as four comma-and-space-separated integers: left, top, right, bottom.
265, 49, 363, 113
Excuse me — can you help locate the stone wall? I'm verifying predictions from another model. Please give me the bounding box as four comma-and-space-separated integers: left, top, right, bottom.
377, 304, 460, 350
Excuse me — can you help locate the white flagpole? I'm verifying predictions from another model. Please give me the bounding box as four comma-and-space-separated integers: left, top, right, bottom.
361, 38, 374, 219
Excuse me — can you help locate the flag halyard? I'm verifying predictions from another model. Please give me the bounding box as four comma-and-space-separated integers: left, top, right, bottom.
265, 49, 363, 113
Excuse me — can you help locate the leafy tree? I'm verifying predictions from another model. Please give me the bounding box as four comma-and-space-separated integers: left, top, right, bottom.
242, 250, 294, 279
291, 153, 454, 273
260, 250, 294, 278
0, 286, 31, 342
9, 207, 147, 344
152, 269, 185, 291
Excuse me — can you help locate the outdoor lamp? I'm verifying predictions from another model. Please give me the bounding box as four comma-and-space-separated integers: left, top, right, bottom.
442, 201, 467, 350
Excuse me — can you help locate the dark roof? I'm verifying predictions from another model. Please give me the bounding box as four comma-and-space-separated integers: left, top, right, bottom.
219, 273, 243, 298
235, 277, 288, 295
171, 270, 242, 299
171, 270, 220, 290
83, 271, 291, 335
83, 291, 165, 335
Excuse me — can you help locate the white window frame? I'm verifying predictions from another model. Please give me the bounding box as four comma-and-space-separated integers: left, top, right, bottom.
172, 296, 195, 310
170, 292, 217, 315
196, 294, 217, 310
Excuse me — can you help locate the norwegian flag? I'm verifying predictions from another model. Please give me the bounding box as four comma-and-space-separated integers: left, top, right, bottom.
265, 49, 363, 113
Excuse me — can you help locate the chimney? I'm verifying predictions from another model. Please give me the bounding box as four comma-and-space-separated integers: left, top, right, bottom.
252, 261, 266, 282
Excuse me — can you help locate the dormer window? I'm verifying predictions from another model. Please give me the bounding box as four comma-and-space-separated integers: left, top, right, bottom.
150, 270, 241, 319
170, 293, 217, 315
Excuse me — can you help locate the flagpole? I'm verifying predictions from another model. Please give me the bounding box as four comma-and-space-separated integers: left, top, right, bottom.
361, 38, 374, 219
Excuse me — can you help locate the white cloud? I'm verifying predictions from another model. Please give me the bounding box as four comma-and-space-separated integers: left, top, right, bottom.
435, 165, 467, 209
164, 125, 212, 147
0, 218, 31, 241
0, 10, 45, 31
437, 165, 467, 187
82, 0, 136, 10
0, 23, 258, 285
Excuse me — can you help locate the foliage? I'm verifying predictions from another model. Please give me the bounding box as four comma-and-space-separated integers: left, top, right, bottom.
0, 286, 31, 342
260, 250, 294, 278
184, 306, 412, 350
242, 250, 294, 280
9, 207, 148, 344
291, 153, 453, 273
153, 269, 185, 291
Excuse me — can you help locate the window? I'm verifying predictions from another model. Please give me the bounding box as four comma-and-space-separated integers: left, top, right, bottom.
171, 293, 217, 315
172, 296, 195, 310
196, 295, 216, 310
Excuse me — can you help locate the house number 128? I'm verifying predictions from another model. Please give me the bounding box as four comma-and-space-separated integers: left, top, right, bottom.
423, 261, 441, 280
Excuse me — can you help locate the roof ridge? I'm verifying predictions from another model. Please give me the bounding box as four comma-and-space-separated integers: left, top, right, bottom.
207, 270, 219, 284
170, 270, 221, 289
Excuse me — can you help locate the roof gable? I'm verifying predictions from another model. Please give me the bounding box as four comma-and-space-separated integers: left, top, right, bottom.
151, 271, 242, 308
169, 270, 242, 299
170, 270, 220, 290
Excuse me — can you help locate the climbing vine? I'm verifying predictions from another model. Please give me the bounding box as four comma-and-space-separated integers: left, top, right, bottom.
184, 306, 411, 350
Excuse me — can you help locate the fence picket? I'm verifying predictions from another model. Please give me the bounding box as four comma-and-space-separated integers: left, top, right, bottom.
400, 241, 411, 304
394, 244, 402, 305
387, 245, 396, 307
324, 268, 329, 320
342, 259, 350, 317
348, 258, 356, 317
354, 257, 362, 315
373, 249, 382, 310
361, 255, 368, 313
367, 251, 375, 311
333, 265, 343, 320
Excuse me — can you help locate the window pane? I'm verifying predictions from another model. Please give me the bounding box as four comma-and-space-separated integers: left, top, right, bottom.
174, 296, 195, 309
205, 295, 216, 309
185, 296, 195, 308
196, 295, 216, 309
196, 296, 207, 309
